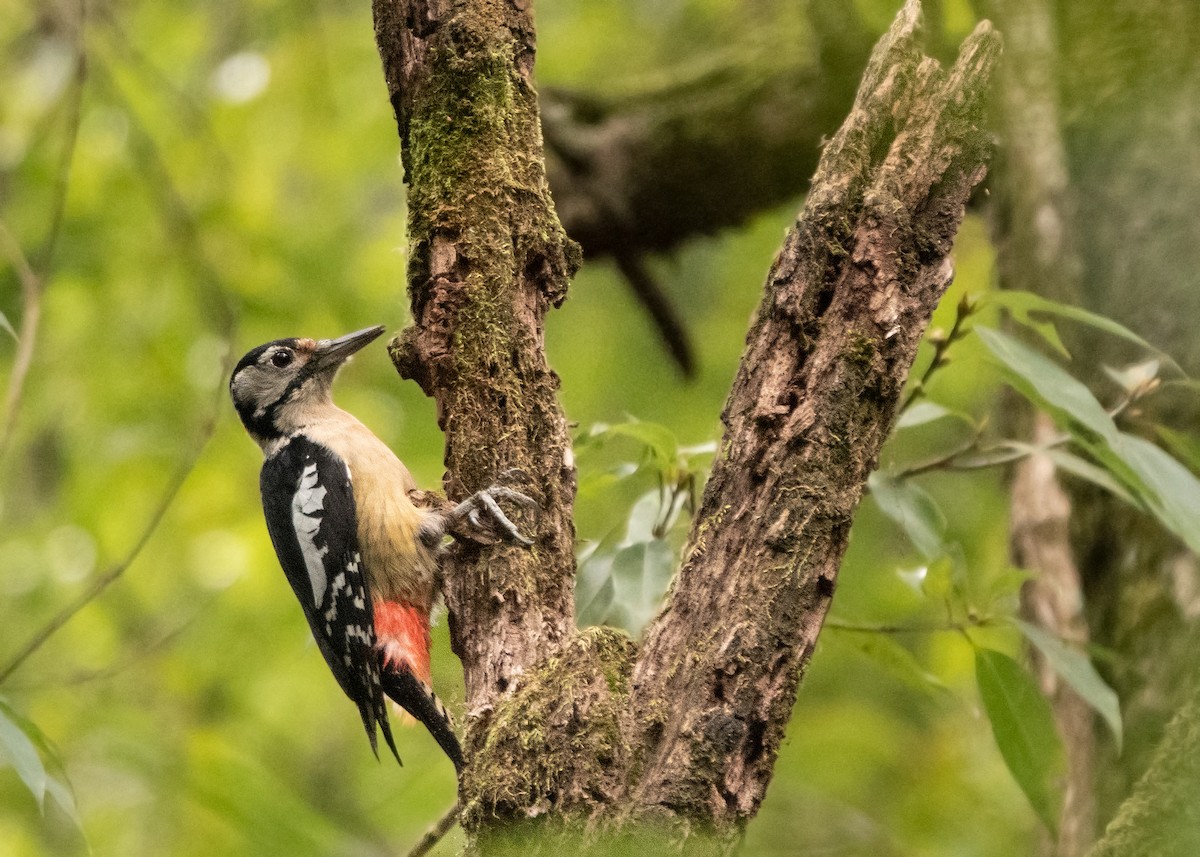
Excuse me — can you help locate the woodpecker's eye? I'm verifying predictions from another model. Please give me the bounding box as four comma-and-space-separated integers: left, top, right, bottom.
271, 350, 294, 368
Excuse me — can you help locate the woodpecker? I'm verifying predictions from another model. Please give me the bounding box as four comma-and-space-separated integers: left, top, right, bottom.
229, 324, 534, 771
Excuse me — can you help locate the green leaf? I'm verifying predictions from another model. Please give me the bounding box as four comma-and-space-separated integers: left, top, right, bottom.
1024, 319, 1072, 360
981, 566, 1035, 613
599, 420, 680, 474
576, 462, 638, 500
896, 400, 950, 429
44, 772, 83, 830
1109, 432, 1200, 555
0, 309, 17, 341
847, 632, 955, 701
907, 554, 958, 601
869, 473, 947, 560
989, 290, 1182, 373
575, 545, 616, 628
978, 329, 1200, 550
0, 698, 48, 810
1154, 424, 1200, 473
975, 327, 1117, 444
974, 647, 1065, 832
895, 400, 974, 431
0, 698, 84, 837
998, 442, 1139, 507
625, 491, 665, 543
608, 539, 675, 635
1039, 447, 1140, 507
1014, 619, 1123, 752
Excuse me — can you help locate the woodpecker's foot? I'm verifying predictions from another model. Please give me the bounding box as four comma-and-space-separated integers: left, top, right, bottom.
418, 486, 538, 548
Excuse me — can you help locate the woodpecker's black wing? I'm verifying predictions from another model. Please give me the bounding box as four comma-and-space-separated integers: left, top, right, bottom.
259, 434, 401, 763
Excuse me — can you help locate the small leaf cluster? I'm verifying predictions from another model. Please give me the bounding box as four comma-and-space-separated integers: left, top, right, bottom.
573, 421, 714, 635
864, 289, 1198, 832
0, 697, 80, 837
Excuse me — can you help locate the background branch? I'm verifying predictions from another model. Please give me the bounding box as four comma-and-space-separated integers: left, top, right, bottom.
0, 33, 85, 462
0, 380, 223, 686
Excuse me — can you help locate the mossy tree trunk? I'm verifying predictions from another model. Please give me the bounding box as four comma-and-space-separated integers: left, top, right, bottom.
372, 0, 997, 852
371, 0, 581, 717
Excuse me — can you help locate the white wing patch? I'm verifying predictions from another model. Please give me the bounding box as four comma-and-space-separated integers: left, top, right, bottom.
292, 462, 329, 606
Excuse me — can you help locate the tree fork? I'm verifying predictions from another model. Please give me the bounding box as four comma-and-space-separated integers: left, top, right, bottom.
373, 0, 998, 849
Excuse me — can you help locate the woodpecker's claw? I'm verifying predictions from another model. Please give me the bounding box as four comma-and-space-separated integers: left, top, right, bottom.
466, 487, 536, 546
418, 485, 538, 547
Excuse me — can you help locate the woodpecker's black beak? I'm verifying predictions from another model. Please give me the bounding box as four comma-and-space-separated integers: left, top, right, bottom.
309, 325, 386, 374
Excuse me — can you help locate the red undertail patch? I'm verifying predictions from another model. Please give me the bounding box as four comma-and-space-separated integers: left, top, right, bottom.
374, 601, 432, 685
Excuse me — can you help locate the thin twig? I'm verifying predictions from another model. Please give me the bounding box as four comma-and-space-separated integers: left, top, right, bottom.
897, 293, 976, 415
613, 252, 696, 378
0, 236, 43, 463
0, 222, 39, 294
0, 379, 225, 686
891, 386, 1143, 483
825, 616, 999, 634
0, 46, 86, 461
404, 802, 460, 857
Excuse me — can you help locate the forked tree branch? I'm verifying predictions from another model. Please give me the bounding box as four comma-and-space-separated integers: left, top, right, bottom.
373, 0, 997, 850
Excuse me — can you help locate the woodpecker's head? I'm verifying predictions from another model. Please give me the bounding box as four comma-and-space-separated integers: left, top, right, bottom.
230, 325, 385, 446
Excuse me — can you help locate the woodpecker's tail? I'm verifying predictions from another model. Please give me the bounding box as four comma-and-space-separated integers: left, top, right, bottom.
379, 664, 464, 771
356, 691, 403, 766
373, 600, 463, 771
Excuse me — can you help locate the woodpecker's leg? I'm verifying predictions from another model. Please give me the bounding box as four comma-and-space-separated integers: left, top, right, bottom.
419, 486, 537, 548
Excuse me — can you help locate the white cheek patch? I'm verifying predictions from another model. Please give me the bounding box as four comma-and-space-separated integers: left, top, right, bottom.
292, 462, 329, 606
233, 368, 287, 419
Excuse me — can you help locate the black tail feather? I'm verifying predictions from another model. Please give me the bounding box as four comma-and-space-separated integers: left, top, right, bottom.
379, 665, 464, 772
358, 698, 403, 765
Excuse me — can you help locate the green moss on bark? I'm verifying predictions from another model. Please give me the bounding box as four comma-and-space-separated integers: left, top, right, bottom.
462, 628, 636, 826
1088, 676, 1200, 857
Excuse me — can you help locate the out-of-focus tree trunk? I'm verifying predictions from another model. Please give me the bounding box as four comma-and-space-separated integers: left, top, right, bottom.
977, 0, 1094, 851
985, 0, 1200, 851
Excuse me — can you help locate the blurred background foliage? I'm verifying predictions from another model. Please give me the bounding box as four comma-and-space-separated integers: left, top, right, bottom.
0, 0, 1186, 855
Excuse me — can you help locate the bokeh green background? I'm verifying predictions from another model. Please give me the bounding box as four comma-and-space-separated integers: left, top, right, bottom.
2, 1, 1041, 854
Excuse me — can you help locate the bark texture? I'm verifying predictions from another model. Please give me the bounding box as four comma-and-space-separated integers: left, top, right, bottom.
371, 0, 580, 733
624, 5, 998, 825
373, 0, 997, 850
